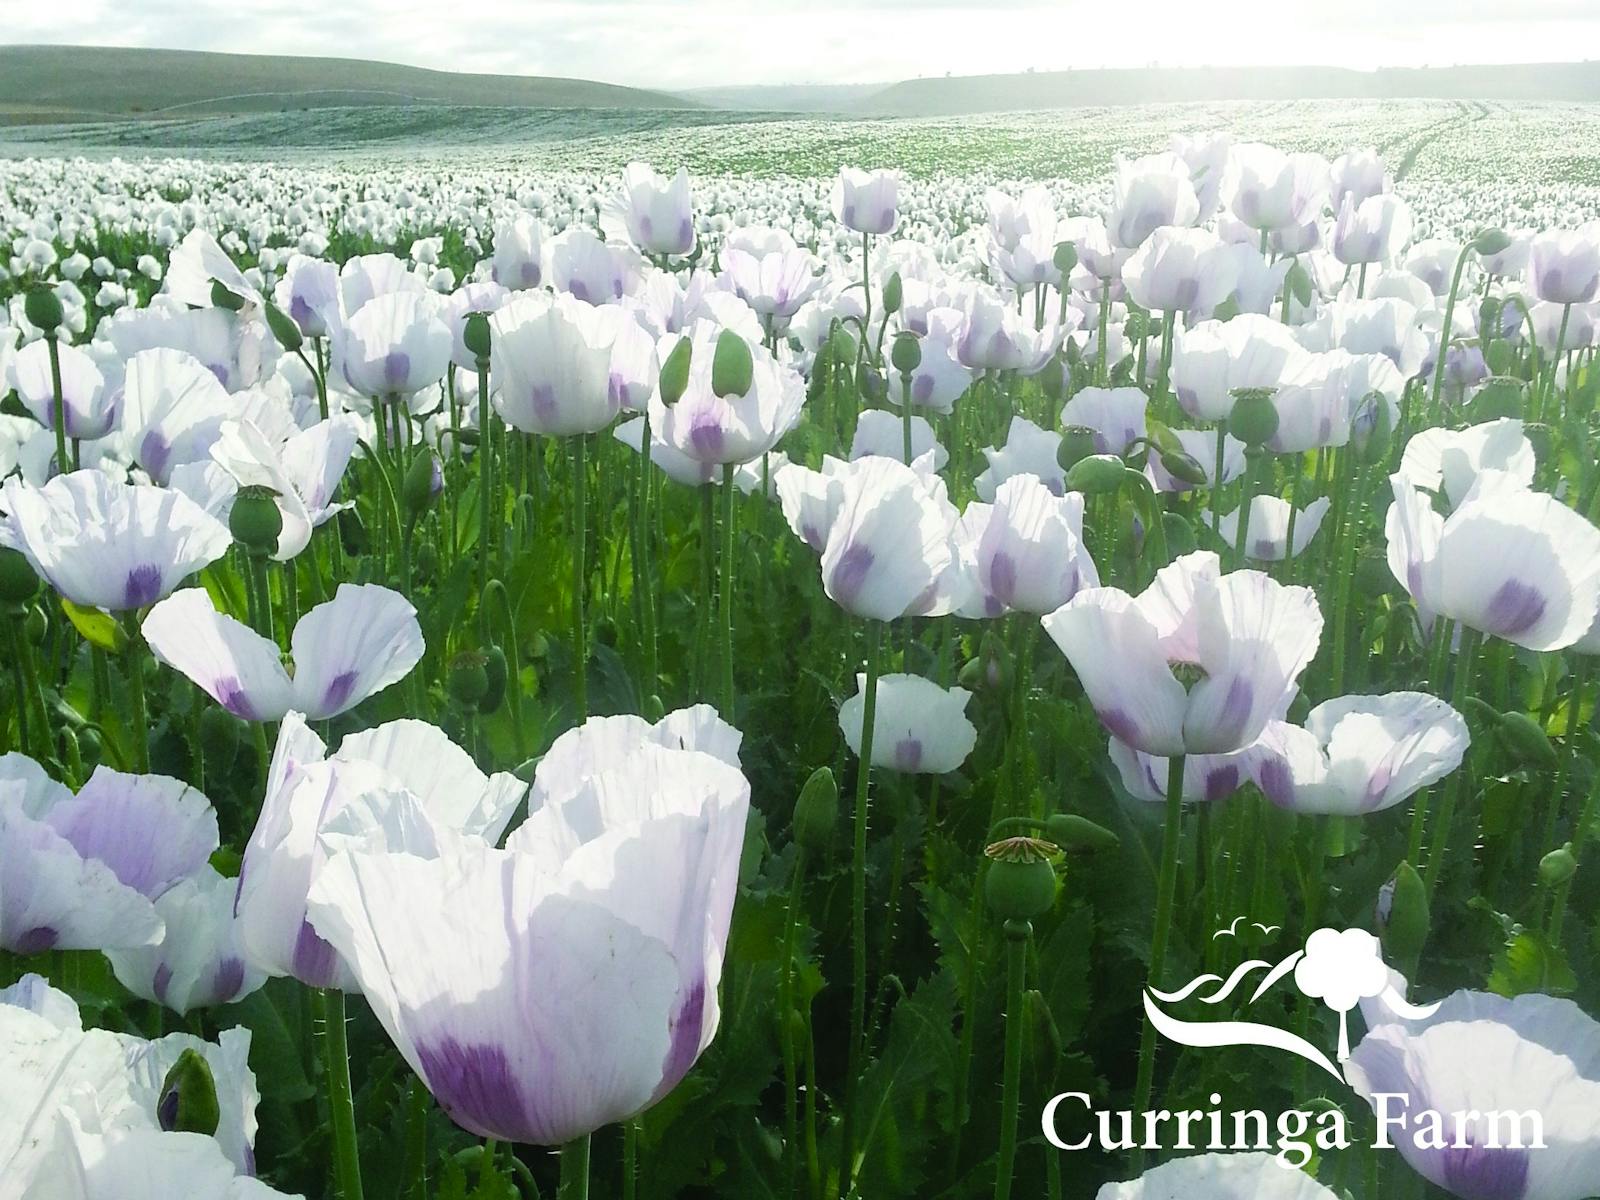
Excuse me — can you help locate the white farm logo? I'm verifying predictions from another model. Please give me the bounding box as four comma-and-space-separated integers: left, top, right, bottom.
1042, 924, 1548, 1168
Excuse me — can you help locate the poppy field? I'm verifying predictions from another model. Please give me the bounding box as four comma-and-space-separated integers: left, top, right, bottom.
2, 116, 1600, 1200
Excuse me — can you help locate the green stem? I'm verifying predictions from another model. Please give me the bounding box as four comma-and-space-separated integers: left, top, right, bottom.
623, 1122, 638, 1200
779, 848, 808, 1200
1425, 627, 1482, 897
1096, 279, 1110, 385
571, 435, 589, 721
121, 614, 150, 773
45, 334, 68, 478
1131, 752, 1187, 1166
476, 356, 492, 603
317, 988, 365, 1200
558, 1133, 590, 1200
720, 464, 736, 716
403, 1076, 429, 1200
994, 920, 1031, 1200
1540, 303, 1573, 425
840, 621, 883, 1200
481, 579, 528, 760
1232, 446, 1264, 569
1548, 769, 1600, 944
1428, 244, 1473, 424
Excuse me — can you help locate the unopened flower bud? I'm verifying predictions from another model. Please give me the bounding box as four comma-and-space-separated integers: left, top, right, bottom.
229, 485, 282, 555
1227, 387, 1279, 447
1539, 845, 1578, 886
158, 1049, 220, 1137
711, 329, 754, 398
262, 300, 304, 353
1052, 241, 1078, 275
1471, 228, 1513, 257
402, 449, 441, 518
1352, 393, 1392, 464
463, 312, 492, 363
1377, 861, 1429, 967
1496, 710, 1558, 772
1159, 448, 1208, 487
1161, 511, 1197, 557
480, 645, 508, 715
792, 766, 839, 854
881, 272, 903, 315
1044, 812, 1118, 851
1057, 425, 1098, 473
448, 650, 490, 708
209, 280, 246, 313
24, 287, 64, 334
659, 335, 692, 406
1064, 453, 1126, 495
890, 331, 921, 376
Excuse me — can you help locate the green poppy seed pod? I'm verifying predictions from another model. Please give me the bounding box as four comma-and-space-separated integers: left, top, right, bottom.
659, 334, 693, 406
1539, 845, 1578, 886
1124, 309, 1149, 342
463, 311, 492, 363
792, 766, 839, 854
1473, 376, 1527, 422
882, 271, 903, 316
158, 1049, 221, 1137
262, 299, 304, 353
229, 485, 282, 555
198, 706, 242, 771
984, 837, 1059, 921
1353, 393, 1393, 464
1227, 387, 1279, 447
890, 330, 921, 376
209, 280, 247, 313
448, 650, 490, 708
1052, 240, 1078, 276
1522, 421, 1555, 463
643, 693, 666, 723
1378, 861, 1430, 967
1478, 296, 1501, 337
1471, 228, 1513, 257
1159, 511, 1196, 558
0, 547, 40, 606
1044, 812, 1118, 852
1064, 453, 1127, 495
1159, 448, 1208, 487
480, 645, 508, 715
1057, 425, 1098, 473
1496, 711, 1558, 772
1485, 338, 1515, 376
711, 329, 754, 398
402, 449, 441, 519
25, 605, 46, 645
24, 286, 64, 333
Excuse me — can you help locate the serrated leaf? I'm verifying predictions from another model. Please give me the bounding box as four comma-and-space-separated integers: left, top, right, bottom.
1489, 931, 1577, 997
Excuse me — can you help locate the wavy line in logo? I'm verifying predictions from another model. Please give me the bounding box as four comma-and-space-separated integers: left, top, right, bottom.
1142, 988, 1345, 1081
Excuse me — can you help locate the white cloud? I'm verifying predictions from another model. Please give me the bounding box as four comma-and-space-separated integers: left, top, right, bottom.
4, 0, 1598, 90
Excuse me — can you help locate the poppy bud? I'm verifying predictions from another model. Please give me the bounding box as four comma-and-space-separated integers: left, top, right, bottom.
448, 650, 490, 708
1124, 310, 1149, 342
1539, 845, 1578, 886
1485, 339, 1515, 376
1052, 241, 1078, 276
1495, 710, 1558, 771
882, 272, 903, 316
209, 280, 246, 313
861, 364, 886, 402
984, 837, 1059, 921
1227, 387, 1279, 447
1044, 812, 1118, 851
792, 766, 839, 854
712, 330, 753, 398
1477, 296, 1501, 337
1159, 448, 1208, 487
480, 645, 508, 715
1472, 376, 1526, 421
1040, 357, 1067, 400
643, 693, 666, 722
229, 485, 282, 555
659, 335, 692, 406
1286, 260, 1314, 309
24, 286, 64, 333
1471, 228, 1513, 257
1057, 425, 1098, 473
1064, 453, 1126, 495
463, 312, 492, 363
0, 547, 39, 607
262, 299, 304, 353
199, 706, 242, 771
1378, 861, 1429, 967
1352, 393, 1392, 464
402, 449, 441, 518
890, 331, 921, 376
1158, 512, 1196, 560
158, 1049, 220, 1137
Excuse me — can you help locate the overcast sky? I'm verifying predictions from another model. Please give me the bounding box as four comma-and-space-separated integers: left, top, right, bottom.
7, 0, 1600, 91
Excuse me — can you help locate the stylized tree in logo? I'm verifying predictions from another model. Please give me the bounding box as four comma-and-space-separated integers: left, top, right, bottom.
1143, 923, 1439, 1080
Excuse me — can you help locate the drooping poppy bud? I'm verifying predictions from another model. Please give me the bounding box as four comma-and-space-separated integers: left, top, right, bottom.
209, 279, 247, 313
262, 299, 304, 353
881, 271, 903, 316
792, 766, 839, 855
24, 286, 64, 333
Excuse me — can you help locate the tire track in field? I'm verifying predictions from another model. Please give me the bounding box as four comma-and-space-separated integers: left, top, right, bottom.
1393, 100, 1489, 182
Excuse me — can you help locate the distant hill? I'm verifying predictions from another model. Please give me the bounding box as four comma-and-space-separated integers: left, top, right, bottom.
681, 83, 888, 113
0, 44, 696, 123
862, 62, 1600, 115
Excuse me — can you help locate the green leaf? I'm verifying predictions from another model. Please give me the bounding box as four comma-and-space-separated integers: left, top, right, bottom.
1489, 931, 1577, 997
61, 599, 127, 653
